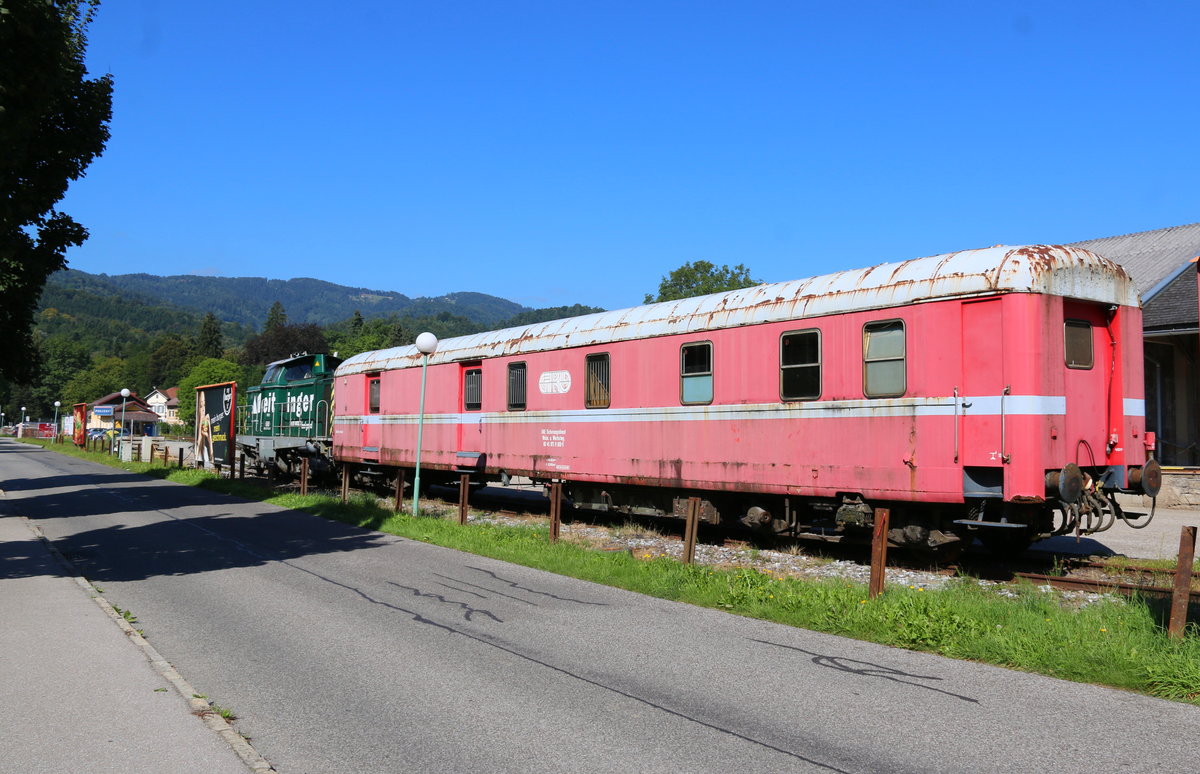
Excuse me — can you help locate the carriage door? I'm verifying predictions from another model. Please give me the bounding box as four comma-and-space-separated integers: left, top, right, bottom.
362, 373, 381, 460
1062, 301, 1109, 466
458, 363, 484, 459
961, 299, 1006, 496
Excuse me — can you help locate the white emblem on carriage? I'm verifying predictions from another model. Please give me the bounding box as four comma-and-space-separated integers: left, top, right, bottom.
538, 370, 572, 395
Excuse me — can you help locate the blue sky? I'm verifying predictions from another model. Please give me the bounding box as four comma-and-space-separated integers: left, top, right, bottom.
61, 0, 1200, 311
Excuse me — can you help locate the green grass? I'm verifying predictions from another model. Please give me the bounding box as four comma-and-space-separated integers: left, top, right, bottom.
15, 437, 1200, 704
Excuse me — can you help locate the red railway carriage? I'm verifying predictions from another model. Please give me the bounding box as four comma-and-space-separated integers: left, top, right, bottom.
333, 244, 1162, 553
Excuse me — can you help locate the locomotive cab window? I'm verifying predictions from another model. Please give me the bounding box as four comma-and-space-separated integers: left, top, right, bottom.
863, 320, 906, 397
367, 375, 381, 414
463, 368, 482, 411
681, 342, 713, 404
507, 362, 527, 411
781, 330, 820, 400
1065, 320, 1093, 369
586, 353, 610, 409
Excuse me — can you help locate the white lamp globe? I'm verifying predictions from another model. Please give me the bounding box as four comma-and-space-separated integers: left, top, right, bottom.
54, 401, 61, 408
415, 332, 439, 355
120, 388, 131, 398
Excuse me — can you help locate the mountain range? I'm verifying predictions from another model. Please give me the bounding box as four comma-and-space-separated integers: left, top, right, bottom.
45, 269, 528, 330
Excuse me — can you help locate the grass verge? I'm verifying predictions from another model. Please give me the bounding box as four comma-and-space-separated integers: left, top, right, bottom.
14, 437, 1200, 704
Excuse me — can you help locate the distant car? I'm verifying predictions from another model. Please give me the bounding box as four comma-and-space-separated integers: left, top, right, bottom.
86, 428, 111, 440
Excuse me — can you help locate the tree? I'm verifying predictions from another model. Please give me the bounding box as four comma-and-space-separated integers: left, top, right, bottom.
176, 358, 242, 426
239, 323, 328, 366
61, 355, 129, 405
0, 0, 113, 384
145, 333, 197, 389
644, 261, 761, 304
196, 312, 223, 359
264, 301, 287, 333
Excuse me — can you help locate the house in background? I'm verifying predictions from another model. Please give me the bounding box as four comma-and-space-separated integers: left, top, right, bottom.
146, 387, 180, 424
1069, 223, 1199, 504
88, 391, 159, 436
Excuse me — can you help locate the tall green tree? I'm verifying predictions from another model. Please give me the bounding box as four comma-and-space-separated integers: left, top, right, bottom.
196, 312, 223, 359
644, 261, 761, 303
239, 323, 328, 366
0, 0, 113, 384
264, 301, 287, 333
176, 358, 245, 426
61, 355, 129, 405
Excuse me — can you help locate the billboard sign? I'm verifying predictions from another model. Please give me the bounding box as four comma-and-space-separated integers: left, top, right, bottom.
73, 403, 87, 446
195, 381, 237, 467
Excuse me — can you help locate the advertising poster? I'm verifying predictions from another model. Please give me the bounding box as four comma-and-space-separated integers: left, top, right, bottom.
195, 381, 237, 467
73, 403, 87, 446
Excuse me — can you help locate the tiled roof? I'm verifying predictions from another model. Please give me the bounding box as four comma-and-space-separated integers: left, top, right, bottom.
1069, 223, 1200, 299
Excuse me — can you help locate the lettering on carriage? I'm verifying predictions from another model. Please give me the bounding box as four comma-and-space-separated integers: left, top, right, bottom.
541, 428, 566, 448
538, 370, 572, 395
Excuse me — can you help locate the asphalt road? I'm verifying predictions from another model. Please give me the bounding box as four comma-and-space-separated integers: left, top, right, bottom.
3, 440, 1198, 773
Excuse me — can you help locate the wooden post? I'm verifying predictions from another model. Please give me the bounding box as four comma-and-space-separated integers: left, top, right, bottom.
393, 469, 405, 512
340, 463, 350, 504
682, 496, 701, 564
163, 446, 169, 466
239, 454, 246, 479
869, 507, 891, 599
300, 457, 310, 496
1169, 525, 1197, 638
178, 448, 184, 468
458, 473, 470, 525
548, 481, 563, 543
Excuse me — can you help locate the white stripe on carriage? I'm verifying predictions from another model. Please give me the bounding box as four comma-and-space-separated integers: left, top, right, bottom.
333, 394, 1084, 426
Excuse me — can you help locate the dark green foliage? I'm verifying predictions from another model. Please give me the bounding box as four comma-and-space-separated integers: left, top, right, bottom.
196, 313, 223, 359
146, 333, 198, 389
0, 0, 113, 384
44, 271, 527, 329
176, 358, 247, 425
497, 304, 606, 328
240, 323, 329, 366
264, 301, 287, 332
62, 355, 131, 405
644, 261, 761, 303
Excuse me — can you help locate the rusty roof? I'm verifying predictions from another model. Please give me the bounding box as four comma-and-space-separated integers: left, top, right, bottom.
338, 244, 1138, 375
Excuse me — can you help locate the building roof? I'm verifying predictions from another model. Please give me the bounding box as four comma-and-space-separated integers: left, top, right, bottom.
339, 244, 1136, 375
1069, 222, 1200, 300
93, 392, 151, 410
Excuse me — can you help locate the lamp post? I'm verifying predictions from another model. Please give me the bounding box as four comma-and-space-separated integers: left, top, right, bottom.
411, 332, 438, 516
113, 388, 130, 456
53, 401, 61, 442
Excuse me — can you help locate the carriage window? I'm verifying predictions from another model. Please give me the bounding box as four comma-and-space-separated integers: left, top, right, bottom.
863, 320, 906, 397
585, 353, 610, 408
1065, 320, 1093, 369
367, 375, 381, 414
681, 342, 713, 404
464, 368, 482, 411
507, 362, 527, 411
781, 330, 821, 400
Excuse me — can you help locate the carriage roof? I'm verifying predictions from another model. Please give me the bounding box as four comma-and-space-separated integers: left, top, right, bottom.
337, 244, 1137, 375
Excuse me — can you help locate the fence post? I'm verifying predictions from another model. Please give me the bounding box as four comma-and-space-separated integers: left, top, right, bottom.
340, 463, 350, 504
300, 457, 309, 496
458, 473, 470, 525
869, 507, 891, 599
394, 469, 405, 513
548, 481, 563, 543
178, 448, 184, 468
682, 497, 701, 564
1169, 525, 1197, 638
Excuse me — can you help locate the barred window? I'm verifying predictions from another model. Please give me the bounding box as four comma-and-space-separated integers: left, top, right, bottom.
585, 354, 610, 409
863, 320, 905, 397
1065, 320, 1093, 369
507, 362, 527, 411
780, 330, 820, 400
368, 375, 381, 414
681, 342, 713, 404
464, 368, 482, 411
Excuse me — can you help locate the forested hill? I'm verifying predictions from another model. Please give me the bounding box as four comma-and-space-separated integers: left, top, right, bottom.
46, 270, 527, 329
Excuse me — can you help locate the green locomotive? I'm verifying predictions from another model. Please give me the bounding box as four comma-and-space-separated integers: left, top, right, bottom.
236, 352, 342, 475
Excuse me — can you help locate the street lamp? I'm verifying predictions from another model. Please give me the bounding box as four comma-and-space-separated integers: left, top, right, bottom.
53, 401, 61, 442
411, 332, 438, 516
113, 388, 130, 456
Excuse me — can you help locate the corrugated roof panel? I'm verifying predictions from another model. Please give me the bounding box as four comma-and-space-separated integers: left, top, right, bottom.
1069, 222, 1200, 294
338, 244, 1137, 375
